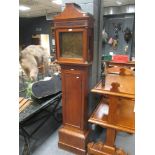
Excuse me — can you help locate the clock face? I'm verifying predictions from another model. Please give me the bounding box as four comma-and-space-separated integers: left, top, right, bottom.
59, 32, 83, 58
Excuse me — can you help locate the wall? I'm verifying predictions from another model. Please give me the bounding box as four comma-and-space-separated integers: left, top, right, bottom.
102, 14, 135, 59
19, 16, 53, 53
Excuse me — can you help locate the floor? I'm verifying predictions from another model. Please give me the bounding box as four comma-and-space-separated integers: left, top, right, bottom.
19, 113, 135, 155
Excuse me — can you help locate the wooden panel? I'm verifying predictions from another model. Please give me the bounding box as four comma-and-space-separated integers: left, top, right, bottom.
54, 20, 89, 28
105, 74, 134, 95
63, 71, 82, 129
116, 97, 135, 129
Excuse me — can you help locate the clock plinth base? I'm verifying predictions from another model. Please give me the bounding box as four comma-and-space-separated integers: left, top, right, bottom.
58, 127, 89, 155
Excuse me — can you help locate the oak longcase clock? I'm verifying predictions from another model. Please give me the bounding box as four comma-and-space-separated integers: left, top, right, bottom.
54, 3, 94, 155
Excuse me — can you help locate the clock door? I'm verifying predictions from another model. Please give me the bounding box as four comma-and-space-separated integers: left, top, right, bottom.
62, 69, 83, 129
55, 28, 87, 63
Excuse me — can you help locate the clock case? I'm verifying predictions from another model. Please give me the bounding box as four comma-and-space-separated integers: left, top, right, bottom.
54, 3, 94, 155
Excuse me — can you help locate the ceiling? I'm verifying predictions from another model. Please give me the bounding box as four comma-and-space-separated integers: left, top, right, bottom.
19, 0, 135, 18
19, 0, 62, 18
104, 0, 135, 7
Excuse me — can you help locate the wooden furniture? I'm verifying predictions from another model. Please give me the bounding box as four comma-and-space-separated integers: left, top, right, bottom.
103, 61, 135, 76
105, 61, 135, 67
103, 61, 135, 68
87, 71, 135, 155
53, 3, 94, 155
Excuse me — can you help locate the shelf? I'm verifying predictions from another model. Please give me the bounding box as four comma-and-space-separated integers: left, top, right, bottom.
91, 78, 135, 99
88, 99, 135, 133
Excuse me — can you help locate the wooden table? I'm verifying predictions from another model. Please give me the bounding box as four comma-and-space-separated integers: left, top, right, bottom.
87, 73, 135, 155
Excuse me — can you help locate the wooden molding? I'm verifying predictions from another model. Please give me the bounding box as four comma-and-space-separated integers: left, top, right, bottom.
54, 3, 90, 20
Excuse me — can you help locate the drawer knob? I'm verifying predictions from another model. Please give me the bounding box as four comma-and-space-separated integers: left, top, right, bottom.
76, 76, 79, 79
70, 69, 74, 70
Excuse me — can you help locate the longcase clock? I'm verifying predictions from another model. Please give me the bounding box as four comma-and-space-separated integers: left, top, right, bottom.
54, 3, 94, 155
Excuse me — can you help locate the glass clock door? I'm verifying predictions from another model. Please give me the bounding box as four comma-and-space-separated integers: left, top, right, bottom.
59, 32, 83, 58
